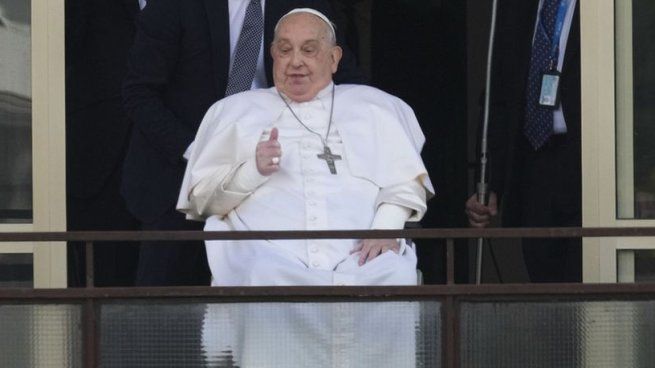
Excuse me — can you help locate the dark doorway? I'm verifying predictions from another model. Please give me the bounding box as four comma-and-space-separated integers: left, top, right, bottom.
331, 0, 470, 283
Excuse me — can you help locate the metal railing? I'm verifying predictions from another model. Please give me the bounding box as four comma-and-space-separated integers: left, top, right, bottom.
1, 227, 655, 367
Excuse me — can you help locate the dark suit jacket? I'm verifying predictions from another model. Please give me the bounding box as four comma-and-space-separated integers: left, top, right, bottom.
66, 0, 139, 198
121, 0, 366, 223
486, 0, 581, 226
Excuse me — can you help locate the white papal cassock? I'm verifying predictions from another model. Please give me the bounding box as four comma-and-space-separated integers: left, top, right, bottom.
177, 83, 434, 367
177, 83, 433, 286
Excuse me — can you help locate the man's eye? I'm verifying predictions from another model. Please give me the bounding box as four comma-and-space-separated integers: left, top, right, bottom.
302, 47, 316, 54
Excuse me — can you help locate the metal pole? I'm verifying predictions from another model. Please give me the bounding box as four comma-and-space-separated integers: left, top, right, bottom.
447, 238, 455, 285
476, 0, 499, 285
85, 241, 95, 288
83, 241, 97, 367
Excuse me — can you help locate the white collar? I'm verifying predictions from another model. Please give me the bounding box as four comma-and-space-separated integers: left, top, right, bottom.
277, 82, 335, 110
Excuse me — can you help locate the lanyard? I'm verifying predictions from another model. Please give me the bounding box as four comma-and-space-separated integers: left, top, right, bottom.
539, 0, 570, 70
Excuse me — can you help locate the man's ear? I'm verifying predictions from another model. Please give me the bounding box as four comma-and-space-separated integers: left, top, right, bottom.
331, 46, 343, 73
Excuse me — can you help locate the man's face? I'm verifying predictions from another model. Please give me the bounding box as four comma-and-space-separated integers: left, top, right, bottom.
271, 13, 342, 102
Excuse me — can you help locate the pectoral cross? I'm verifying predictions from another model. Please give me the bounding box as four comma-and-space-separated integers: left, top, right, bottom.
317, 146, 342, 175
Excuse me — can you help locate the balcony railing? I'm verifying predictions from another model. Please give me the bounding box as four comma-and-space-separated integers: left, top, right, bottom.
1, 228, 655, 368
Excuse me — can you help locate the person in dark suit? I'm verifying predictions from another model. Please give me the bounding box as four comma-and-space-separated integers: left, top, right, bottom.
65, 0, 141, 287
466, 0, 581, 283
122, 0, 366, 286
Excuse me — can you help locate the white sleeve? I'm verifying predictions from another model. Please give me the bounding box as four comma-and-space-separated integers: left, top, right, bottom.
370, 178, 427, 255
188, 158, 268, 218
370, 203, 412, 255
370, 203, 412, 229
224, 158, 269, 193
374, 178, 427, 223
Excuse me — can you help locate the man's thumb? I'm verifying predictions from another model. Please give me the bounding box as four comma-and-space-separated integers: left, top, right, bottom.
269, 127, 279, 141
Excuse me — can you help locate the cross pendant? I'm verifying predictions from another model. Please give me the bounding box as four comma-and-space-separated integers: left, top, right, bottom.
317, 146, 342, 175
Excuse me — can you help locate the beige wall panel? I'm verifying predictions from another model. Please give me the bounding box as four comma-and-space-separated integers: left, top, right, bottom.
31, 0, 67, 288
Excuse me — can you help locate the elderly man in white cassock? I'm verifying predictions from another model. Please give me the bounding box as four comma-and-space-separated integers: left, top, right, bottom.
178, 8, 434, 367
177, 7, 433, 287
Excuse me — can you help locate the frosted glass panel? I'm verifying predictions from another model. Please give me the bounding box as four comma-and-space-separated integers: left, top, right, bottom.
0, 304, 83, 368
100, 300, 442, 368
461, 300, 655, 368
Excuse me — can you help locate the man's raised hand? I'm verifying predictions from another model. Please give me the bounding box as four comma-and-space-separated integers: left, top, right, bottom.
256, 127, 282, 176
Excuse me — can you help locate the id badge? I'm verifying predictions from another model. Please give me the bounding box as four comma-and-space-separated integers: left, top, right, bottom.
539, 70, 561, 108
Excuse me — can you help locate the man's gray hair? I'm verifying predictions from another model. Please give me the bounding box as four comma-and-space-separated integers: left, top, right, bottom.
274, 8, 337, 45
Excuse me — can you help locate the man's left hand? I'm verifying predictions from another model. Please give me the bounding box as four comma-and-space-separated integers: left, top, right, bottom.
351, 239, 400, 266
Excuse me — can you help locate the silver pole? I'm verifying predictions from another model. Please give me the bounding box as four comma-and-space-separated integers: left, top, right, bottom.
476, 0, 499, 285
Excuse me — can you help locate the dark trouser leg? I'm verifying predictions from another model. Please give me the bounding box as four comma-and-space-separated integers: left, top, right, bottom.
135, 208, 210, 286
67, 168, 140, 287
519, 134, 582, 283
522, 237, 581, 283
119, 210, 209, 366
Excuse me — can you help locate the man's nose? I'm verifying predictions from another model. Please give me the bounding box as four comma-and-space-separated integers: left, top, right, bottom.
289, 50, 304, 67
